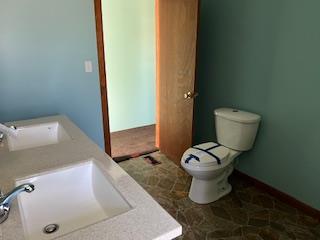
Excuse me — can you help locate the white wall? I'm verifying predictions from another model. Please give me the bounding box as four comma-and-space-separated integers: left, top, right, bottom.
102, 0, 156, 132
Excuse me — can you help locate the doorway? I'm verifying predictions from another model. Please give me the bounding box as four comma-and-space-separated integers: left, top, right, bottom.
101, 0, 157, 161
94, 0, 199, 165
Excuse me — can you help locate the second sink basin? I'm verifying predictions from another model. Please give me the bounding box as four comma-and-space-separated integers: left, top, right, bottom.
7, 122, 71, 151
16, 160, 132, 240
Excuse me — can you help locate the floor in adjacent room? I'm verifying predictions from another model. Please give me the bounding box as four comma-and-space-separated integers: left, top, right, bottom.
111, 124, 158, 160
119, 152, 320, 240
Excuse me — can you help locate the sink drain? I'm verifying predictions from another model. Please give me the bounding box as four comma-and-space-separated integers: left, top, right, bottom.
43, 224, 59, 234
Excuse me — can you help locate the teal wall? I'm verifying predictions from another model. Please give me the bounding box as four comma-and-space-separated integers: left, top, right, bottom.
0, 0, 105, 149
195, 0, 320, 209
102, 0, 155, 132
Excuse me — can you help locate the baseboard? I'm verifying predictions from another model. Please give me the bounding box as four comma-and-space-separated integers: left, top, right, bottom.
233, 170, 320, 221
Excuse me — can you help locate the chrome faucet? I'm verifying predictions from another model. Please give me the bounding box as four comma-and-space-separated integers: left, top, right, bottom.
0, 183, 35, 224
0, 124, 17, 143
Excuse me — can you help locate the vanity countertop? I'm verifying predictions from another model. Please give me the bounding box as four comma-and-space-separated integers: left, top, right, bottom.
0, 115, 181, 240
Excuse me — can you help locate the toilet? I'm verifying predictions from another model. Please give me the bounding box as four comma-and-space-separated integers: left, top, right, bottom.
181, 108, 261, 204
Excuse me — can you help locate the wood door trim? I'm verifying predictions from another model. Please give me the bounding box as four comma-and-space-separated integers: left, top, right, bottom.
191, 0, 201, 145
94, 0, 111, 155
155, 0, 160, 148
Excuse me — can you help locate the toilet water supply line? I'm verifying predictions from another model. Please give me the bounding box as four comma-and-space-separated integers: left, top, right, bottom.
0, 123, 18, 138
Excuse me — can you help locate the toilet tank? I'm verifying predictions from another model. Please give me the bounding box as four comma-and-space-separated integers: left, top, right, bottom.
214, 108, 261, 151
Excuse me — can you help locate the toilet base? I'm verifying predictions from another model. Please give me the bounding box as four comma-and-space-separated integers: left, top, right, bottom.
188, 166, 233, 204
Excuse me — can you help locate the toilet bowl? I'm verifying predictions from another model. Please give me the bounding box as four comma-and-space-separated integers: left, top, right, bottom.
181, 108, 261, 204
181, 142, 241, 203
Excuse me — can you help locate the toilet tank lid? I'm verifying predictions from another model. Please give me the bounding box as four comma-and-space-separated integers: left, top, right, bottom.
214, 108, 261, 123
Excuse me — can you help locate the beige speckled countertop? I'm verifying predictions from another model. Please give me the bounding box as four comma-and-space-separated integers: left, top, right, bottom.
0, 116, 181, 240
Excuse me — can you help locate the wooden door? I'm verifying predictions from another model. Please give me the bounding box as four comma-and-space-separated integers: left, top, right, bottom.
156, 0, 199, 164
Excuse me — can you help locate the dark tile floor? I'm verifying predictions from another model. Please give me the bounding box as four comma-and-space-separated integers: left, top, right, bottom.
119, 152, 320, 240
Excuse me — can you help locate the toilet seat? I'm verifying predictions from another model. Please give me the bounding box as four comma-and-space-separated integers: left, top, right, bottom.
182, 142, 230, 167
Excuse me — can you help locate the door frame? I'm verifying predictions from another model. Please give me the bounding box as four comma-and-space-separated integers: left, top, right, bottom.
93, 0, 111, 155
93, 0, 199, 158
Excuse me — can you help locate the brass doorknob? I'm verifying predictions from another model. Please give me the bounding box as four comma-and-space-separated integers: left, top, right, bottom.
184, 91, 199, 99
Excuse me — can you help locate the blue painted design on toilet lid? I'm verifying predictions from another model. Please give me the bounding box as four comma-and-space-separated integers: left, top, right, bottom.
181, 142, 230, 167
191, 144, 222, 164
185, 154, 200, 163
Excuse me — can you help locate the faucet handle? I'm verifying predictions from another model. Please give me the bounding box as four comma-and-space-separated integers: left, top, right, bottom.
0, 205, 10, 224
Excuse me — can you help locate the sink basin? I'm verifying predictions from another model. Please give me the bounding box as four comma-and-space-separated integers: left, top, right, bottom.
7, 122, 71, 151
16, 160, 132, 240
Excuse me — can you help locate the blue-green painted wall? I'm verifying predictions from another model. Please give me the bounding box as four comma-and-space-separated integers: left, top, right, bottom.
195, 0, 320, 209
0, 0, 104, 149
102, 0, 155, 132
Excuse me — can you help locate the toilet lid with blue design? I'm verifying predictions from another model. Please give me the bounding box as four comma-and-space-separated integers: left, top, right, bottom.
182, 142, 229, 167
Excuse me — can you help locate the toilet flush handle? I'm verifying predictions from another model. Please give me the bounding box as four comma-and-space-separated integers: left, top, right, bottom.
184, 91, 199, 99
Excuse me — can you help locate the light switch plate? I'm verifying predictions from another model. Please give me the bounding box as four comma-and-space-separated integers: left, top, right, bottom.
84, 61, 93, 73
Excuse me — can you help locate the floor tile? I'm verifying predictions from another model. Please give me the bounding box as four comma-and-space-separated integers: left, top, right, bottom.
119, 152, 320, 240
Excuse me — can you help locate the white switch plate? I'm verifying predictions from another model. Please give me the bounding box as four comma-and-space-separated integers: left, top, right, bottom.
84, 60, 93, 73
